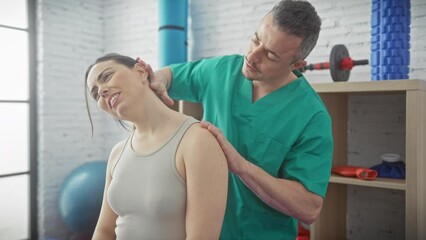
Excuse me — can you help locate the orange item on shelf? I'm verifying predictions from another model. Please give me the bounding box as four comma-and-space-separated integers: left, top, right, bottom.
296, 222, 310, 240
331, 165, 378, 180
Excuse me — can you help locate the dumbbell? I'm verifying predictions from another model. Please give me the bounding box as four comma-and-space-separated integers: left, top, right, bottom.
301, 44, 369, 82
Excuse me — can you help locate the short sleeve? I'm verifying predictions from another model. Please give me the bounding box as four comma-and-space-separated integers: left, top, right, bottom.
169, 59, 209, 103
280, 111, 333, 198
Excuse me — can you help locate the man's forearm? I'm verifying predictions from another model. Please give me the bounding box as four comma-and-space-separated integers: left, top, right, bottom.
200, 121, 324, 224
238, 161, 323, 224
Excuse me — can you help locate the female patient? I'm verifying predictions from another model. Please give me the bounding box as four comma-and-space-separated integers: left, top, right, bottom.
84, 53, 228, 240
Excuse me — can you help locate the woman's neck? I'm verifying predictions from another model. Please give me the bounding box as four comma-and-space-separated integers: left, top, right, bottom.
131, 91, 185, 137
130, 97, 187, 154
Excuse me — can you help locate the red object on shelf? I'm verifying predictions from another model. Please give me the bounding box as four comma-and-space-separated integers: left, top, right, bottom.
296, 222, 310, 240
332, 165, 378, 180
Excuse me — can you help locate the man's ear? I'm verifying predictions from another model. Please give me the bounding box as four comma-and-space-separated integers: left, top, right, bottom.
291, 60, 307, 71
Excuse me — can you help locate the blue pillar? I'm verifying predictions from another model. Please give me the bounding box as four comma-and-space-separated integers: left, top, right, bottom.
158, 0, 188, 67
371, 0, 410, 81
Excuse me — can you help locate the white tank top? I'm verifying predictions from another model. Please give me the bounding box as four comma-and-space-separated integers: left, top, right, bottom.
107, 117, 198, 240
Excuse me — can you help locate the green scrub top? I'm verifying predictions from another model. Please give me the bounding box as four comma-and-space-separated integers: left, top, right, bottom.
169, 55, 333, 240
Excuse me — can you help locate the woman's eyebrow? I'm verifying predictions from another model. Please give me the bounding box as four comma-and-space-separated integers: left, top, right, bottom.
97, 67, 113, 82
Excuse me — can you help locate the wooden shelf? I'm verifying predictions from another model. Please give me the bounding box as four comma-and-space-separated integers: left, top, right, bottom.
330, 174, 406, 190
311, 79, 426, 93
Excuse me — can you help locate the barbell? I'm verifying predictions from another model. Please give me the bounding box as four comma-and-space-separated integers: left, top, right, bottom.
300, 44, 369, 82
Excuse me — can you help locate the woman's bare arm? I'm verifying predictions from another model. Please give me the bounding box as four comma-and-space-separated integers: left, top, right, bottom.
91, 142, 124, 240
182, 125, 228, 240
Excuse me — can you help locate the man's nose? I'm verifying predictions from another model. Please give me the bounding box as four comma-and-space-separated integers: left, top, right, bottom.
247, 45, 262, 63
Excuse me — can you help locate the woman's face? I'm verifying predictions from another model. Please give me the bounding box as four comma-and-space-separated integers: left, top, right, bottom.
86, 60, 147, 118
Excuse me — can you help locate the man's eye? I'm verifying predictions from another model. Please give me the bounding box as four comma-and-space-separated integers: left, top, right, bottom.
268, 55, 278, 62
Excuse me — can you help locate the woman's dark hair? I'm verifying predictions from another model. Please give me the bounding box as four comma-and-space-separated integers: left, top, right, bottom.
84, 53, 136, 137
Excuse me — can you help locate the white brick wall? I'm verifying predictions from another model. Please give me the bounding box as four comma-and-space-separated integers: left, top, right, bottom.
410, 0, 426, 79
307, 0, 372, 82
189, 0, 276, 59
103, 0, 158, 68
37, 0, 426, 239
37, 0, 109, 239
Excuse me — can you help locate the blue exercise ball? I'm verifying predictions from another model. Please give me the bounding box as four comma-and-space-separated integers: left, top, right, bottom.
58, 161, 107, 237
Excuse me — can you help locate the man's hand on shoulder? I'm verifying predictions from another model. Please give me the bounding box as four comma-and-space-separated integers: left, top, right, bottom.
200, 121, 249, 175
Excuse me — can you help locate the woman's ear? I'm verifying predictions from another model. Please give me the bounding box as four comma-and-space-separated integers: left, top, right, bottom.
134, 63, 149, 82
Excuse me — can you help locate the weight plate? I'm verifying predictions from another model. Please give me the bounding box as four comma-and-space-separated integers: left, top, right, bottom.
330, 44, 350, 82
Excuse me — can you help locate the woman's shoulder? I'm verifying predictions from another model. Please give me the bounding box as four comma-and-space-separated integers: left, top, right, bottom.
106, 137, 131, 177
111, 139, 127, 155
184, 121, 215, 143
181, 121, 224, 157
179, 122, 228, 178
108, 137, 130, 163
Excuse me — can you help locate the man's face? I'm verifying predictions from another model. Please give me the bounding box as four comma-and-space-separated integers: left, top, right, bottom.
242, 14, 304, 84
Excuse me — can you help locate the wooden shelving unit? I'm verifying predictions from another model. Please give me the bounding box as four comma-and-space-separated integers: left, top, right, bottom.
310, 79, 426, 240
